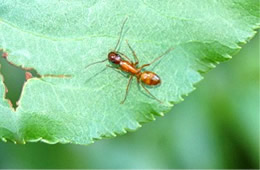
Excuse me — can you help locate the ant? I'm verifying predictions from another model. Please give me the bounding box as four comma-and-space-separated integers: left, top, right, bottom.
85, 18, 174, 104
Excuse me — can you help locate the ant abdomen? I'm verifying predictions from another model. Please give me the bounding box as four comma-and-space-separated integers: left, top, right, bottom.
140, 71, 161, 86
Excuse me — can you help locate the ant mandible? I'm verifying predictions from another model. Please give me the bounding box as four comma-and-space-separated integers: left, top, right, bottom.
85, 18, 174, 104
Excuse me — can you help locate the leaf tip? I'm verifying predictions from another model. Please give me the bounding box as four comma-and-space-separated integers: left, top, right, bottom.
122, 129, 127, 133
111, 132, 117, 137
1, 137, 7, 142
158, 112, 165, 116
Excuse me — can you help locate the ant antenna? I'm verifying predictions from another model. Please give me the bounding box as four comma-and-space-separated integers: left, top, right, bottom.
85, 17, 128, 70
114, 17, 128, 51
85, 58, 108, 69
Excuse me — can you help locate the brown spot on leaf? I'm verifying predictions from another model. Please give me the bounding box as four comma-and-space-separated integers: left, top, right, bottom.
2, 52, 8, 59
25, 72, 33, 80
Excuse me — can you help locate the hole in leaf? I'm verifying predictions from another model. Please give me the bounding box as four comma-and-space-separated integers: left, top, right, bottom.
0, 49, 41, 110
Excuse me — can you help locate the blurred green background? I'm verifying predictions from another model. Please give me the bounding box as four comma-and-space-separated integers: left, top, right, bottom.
0, 32, 259, 169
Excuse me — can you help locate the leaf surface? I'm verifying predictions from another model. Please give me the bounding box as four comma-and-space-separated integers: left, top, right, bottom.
0, 0, 259, 144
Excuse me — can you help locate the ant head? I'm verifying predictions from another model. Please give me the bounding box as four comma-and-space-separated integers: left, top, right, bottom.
108, 52, 121, 64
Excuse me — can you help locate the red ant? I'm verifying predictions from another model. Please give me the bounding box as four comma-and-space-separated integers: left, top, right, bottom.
85, 18, 174, 104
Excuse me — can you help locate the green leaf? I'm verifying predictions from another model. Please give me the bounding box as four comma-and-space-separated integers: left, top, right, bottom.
0, 0, 259, 144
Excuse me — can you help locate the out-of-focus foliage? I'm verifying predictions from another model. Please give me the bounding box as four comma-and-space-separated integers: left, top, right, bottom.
0, 0, 259, 144
0, 32, 258, 169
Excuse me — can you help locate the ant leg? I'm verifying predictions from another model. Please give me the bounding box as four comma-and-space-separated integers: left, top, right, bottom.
125, 40, 139, 65
140, 83, 162, 103
148, 47, 174, 65
121, 75, 133, 104
138, 64, 150, 71
137, 47, 174, 71
106, 64, 117, 69
106, 64, 120, 74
